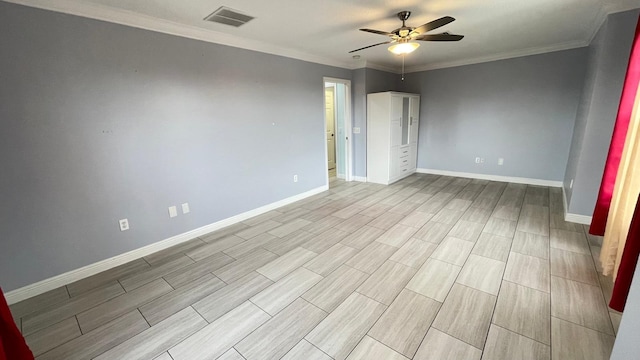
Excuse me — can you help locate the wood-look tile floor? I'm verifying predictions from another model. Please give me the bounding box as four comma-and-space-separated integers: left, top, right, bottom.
10, 174, 620, 360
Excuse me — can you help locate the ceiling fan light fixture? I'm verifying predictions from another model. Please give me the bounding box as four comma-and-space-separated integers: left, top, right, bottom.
388, 42, 420, 55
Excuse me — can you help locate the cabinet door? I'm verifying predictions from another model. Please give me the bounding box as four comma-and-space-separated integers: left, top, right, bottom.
400, 97, 411, 146
390, 96, 403, 147
390, 119, 401, 148
409, 96, 420, 144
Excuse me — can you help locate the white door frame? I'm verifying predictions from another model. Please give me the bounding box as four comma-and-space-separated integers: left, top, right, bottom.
323, 77, 353, 185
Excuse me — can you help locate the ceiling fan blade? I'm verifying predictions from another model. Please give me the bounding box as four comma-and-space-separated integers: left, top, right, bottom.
360, 28, 394, 36
415, 33, 464, 41
349, 41, 392, 53
411, 16, 455, 35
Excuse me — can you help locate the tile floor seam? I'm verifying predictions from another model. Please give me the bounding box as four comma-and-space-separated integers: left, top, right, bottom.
425, 218, 489, 354
247, 298, 275, 318
189, 304, 211, 325
549, 315, 617, 338
549, 272, 603, 287
298, 296, 330, 317
137, 308, 152, 328
366, 287, 442, 359
546, 193, 554, 353
479, 191, 524, 355
345, 335, 408, 360
490, 318, 550, 347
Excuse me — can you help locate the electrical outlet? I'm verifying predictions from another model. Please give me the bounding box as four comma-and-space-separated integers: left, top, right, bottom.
181, 203, 190, 214
498, 158, 504, 165
168, 206, 178, 218
475, 157, 481, 164
353, 127, 361, 134
119, 219, 129, 231
293, 175, 298, 183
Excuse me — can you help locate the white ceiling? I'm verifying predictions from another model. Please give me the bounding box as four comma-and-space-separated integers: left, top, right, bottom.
6, 0, 640, 72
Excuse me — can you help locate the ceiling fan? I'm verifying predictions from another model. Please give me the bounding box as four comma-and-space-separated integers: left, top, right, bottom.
350, 11, 464, 55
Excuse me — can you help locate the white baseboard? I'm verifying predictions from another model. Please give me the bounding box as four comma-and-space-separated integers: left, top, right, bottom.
416, 168, 564, 187
5, 185, 328, 305
561, 186, 593, 225
565, 213, 592, 225
353, 176, 367, 182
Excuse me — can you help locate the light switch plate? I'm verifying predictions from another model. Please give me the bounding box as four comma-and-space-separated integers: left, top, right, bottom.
182, 203, 190, 214
168, 206, 178, 218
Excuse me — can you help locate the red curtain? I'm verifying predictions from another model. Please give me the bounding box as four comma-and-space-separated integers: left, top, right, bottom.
0, 289, 34, 360
590, 14, 640, 236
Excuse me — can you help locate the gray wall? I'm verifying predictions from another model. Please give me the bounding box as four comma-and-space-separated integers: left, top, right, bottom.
564, 9, 639, 216
402, 48, 588, 181
351, 68, 401, 177
0, 2, 351, 291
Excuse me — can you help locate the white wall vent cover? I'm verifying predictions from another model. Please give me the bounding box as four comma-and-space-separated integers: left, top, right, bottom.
204, 6, 254, 27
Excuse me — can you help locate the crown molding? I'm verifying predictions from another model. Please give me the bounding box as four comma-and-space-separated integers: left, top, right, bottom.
5, 0, 636, 76
358, 61, 401, 74
587, 4, 609, 45
404, 40, 588, 73
603, 2, 640, 15
3, 0, 355, 70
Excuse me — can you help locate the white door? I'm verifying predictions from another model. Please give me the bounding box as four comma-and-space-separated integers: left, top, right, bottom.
325, 87, 336, 170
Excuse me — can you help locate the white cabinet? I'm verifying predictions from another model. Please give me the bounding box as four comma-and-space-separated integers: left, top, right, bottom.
366, 91, 420, 185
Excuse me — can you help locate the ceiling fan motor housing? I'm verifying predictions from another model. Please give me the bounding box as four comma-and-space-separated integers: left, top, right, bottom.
349, 11, 463, 53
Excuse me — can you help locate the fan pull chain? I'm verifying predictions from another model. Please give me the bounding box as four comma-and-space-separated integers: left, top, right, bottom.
401, 54, 405, 81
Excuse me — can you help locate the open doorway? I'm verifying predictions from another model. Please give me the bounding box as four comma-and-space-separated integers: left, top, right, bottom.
323, 78, 352, 184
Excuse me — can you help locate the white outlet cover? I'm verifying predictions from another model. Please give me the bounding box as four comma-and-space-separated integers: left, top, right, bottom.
182, 203, 190, 214
119, 218, 129, 231
498, 158, 504, 165
353, 127, 360, 134
168, 206, 178, 218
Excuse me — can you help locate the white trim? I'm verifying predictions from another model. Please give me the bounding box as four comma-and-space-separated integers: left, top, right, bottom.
587, 5, 609, 44
603, 2, 640, 15
5, 185, 328, 305
562, 185, 593, 225
4, 0, 353, 70
353, 176, 367, 182
416, 168, 563, 187
352, 60, 400, 74
323, 77, 353, 183
565, 213, 593, 225
405, 40, 588, 73
562, 185, 570, 218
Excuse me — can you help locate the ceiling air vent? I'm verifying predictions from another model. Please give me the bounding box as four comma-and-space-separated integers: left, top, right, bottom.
204, 6, 254, 27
